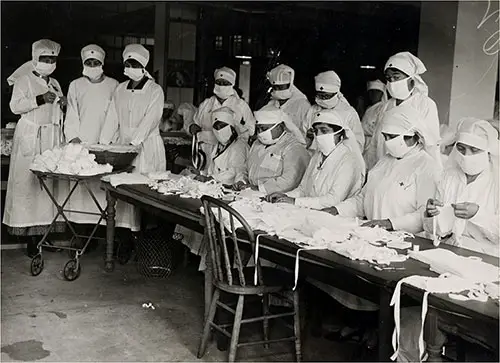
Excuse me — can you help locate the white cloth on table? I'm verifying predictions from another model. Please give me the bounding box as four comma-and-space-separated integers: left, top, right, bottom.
3, 72, 65, 231
104, 173, 150, 187
244, 132, 310, 194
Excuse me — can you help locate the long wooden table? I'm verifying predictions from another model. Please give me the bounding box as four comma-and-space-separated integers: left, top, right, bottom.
102, 182, 499, 361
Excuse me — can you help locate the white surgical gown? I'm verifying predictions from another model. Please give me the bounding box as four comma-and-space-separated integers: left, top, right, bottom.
64, 76, 119, 225
244, 132, 310, 194
286, 142, 365, 210
363, 92, 441, 170
423, 162, 499, 256
337, 146, 440, 234
304, 101, 365, 152
264, 95, 311, 141
3, 72, 65, 234
100, 78, 166, 231
361, 101, 385, 151
192, 94, 255, 169
206, 138, 249, 185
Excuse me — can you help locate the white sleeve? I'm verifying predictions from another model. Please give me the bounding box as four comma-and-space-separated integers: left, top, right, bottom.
99, 92, 120, 145
468, 206, 500, 244
9, 76, 38, 115
347, 110, 365, 152
336, 187, 366, 218
64, 81, 80, 142
131, 85, 164, 146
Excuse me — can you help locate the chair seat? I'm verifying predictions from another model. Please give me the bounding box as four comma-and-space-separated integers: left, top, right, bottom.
214, 266, 296, 296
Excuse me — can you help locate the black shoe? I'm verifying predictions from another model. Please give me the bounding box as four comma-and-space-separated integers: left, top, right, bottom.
26, 238, 39, 258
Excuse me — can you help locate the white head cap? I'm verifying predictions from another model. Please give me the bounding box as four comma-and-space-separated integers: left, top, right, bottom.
384, 51, 426, 77
81, 44, 105, 64
211, 107, 237, 127
367, 80, 386, 93
32, 39, 61, 61
123, 44, 150, 67
254, 105, 306, 143
312, 109, 345, 129
267, 64, 295, 86
455, 117, 499, 155
214, 67, 236, 85
315, 71, 341, 93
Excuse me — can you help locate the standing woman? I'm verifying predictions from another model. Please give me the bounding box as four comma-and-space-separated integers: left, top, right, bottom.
64, 44, 119, 226
99, 44, 166, 232
99, 44, 165, 174
4, 39, 67, 257
363, 52, 441, 170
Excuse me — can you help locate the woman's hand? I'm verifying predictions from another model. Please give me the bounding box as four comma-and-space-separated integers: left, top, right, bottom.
452, 202, 479, 220
321, 207, 339, 215
42, 91, 57, 104
361, 219, 394, 231
189, 124, 202, 135
425, 198, 443, 217
232, 181, 247, 191
265, 192, 294, 204
58, 96, 68, 107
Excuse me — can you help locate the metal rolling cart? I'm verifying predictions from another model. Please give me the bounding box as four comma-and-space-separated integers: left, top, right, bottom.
29, 166, 133, 281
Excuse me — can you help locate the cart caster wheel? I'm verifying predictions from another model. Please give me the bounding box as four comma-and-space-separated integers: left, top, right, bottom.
30, 254, 44, 276
105, 261, 115, 273
63, 259, 81, 281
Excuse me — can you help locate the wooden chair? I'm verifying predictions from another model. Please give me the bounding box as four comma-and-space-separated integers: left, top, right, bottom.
197, 196, 302, 362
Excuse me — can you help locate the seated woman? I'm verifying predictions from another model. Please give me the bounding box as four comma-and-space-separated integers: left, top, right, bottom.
319, 105, 441, 346
396, 119, 499, 362
176, 107, 249, 269
266, 109, 365, 210
232, 105, 310, 194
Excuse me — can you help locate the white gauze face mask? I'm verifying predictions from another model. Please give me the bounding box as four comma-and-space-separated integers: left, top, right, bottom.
315, 94, 339, 109
315, 129, 342, 156
385, 134, 416, 158
257, 123, 282, 145
455, 146, 490, 175
387, 77, 414, 100
214, 85, 234, 100
214, 125, 233, 145
124, 67, 145, 81
83, 65, 104, 81
271, 84, 292, 100
35, 61, 56, 76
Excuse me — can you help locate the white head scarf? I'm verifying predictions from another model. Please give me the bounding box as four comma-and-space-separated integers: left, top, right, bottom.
211, 107, 237, 128
254, 104, 306, 144
267, 64, 308, 101
312, 109, 366, 175
7, 39, 61, 86
315, 71, 341, 93
214, 67, 236, 85
380, 104, 441, 163
81, 44, 105, 64
367, 79, 388, 103
123, 44, 153, 80
384, 51, 429, 96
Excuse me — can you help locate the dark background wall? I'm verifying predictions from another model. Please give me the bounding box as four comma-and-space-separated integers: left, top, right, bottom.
1, 1, 421, 124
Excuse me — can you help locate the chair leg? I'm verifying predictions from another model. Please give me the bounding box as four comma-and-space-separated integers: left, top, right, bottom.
293, 289, 302, 362
262, 293, 270, 348
197, 288, 220, 359
228, 295, 245, 363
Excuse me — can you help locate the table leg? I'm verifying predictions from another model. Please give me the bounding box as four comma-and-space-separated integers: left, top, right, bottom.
378, 288, 394, 362
425, 309, 444, 362
105, 190, 117, 272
